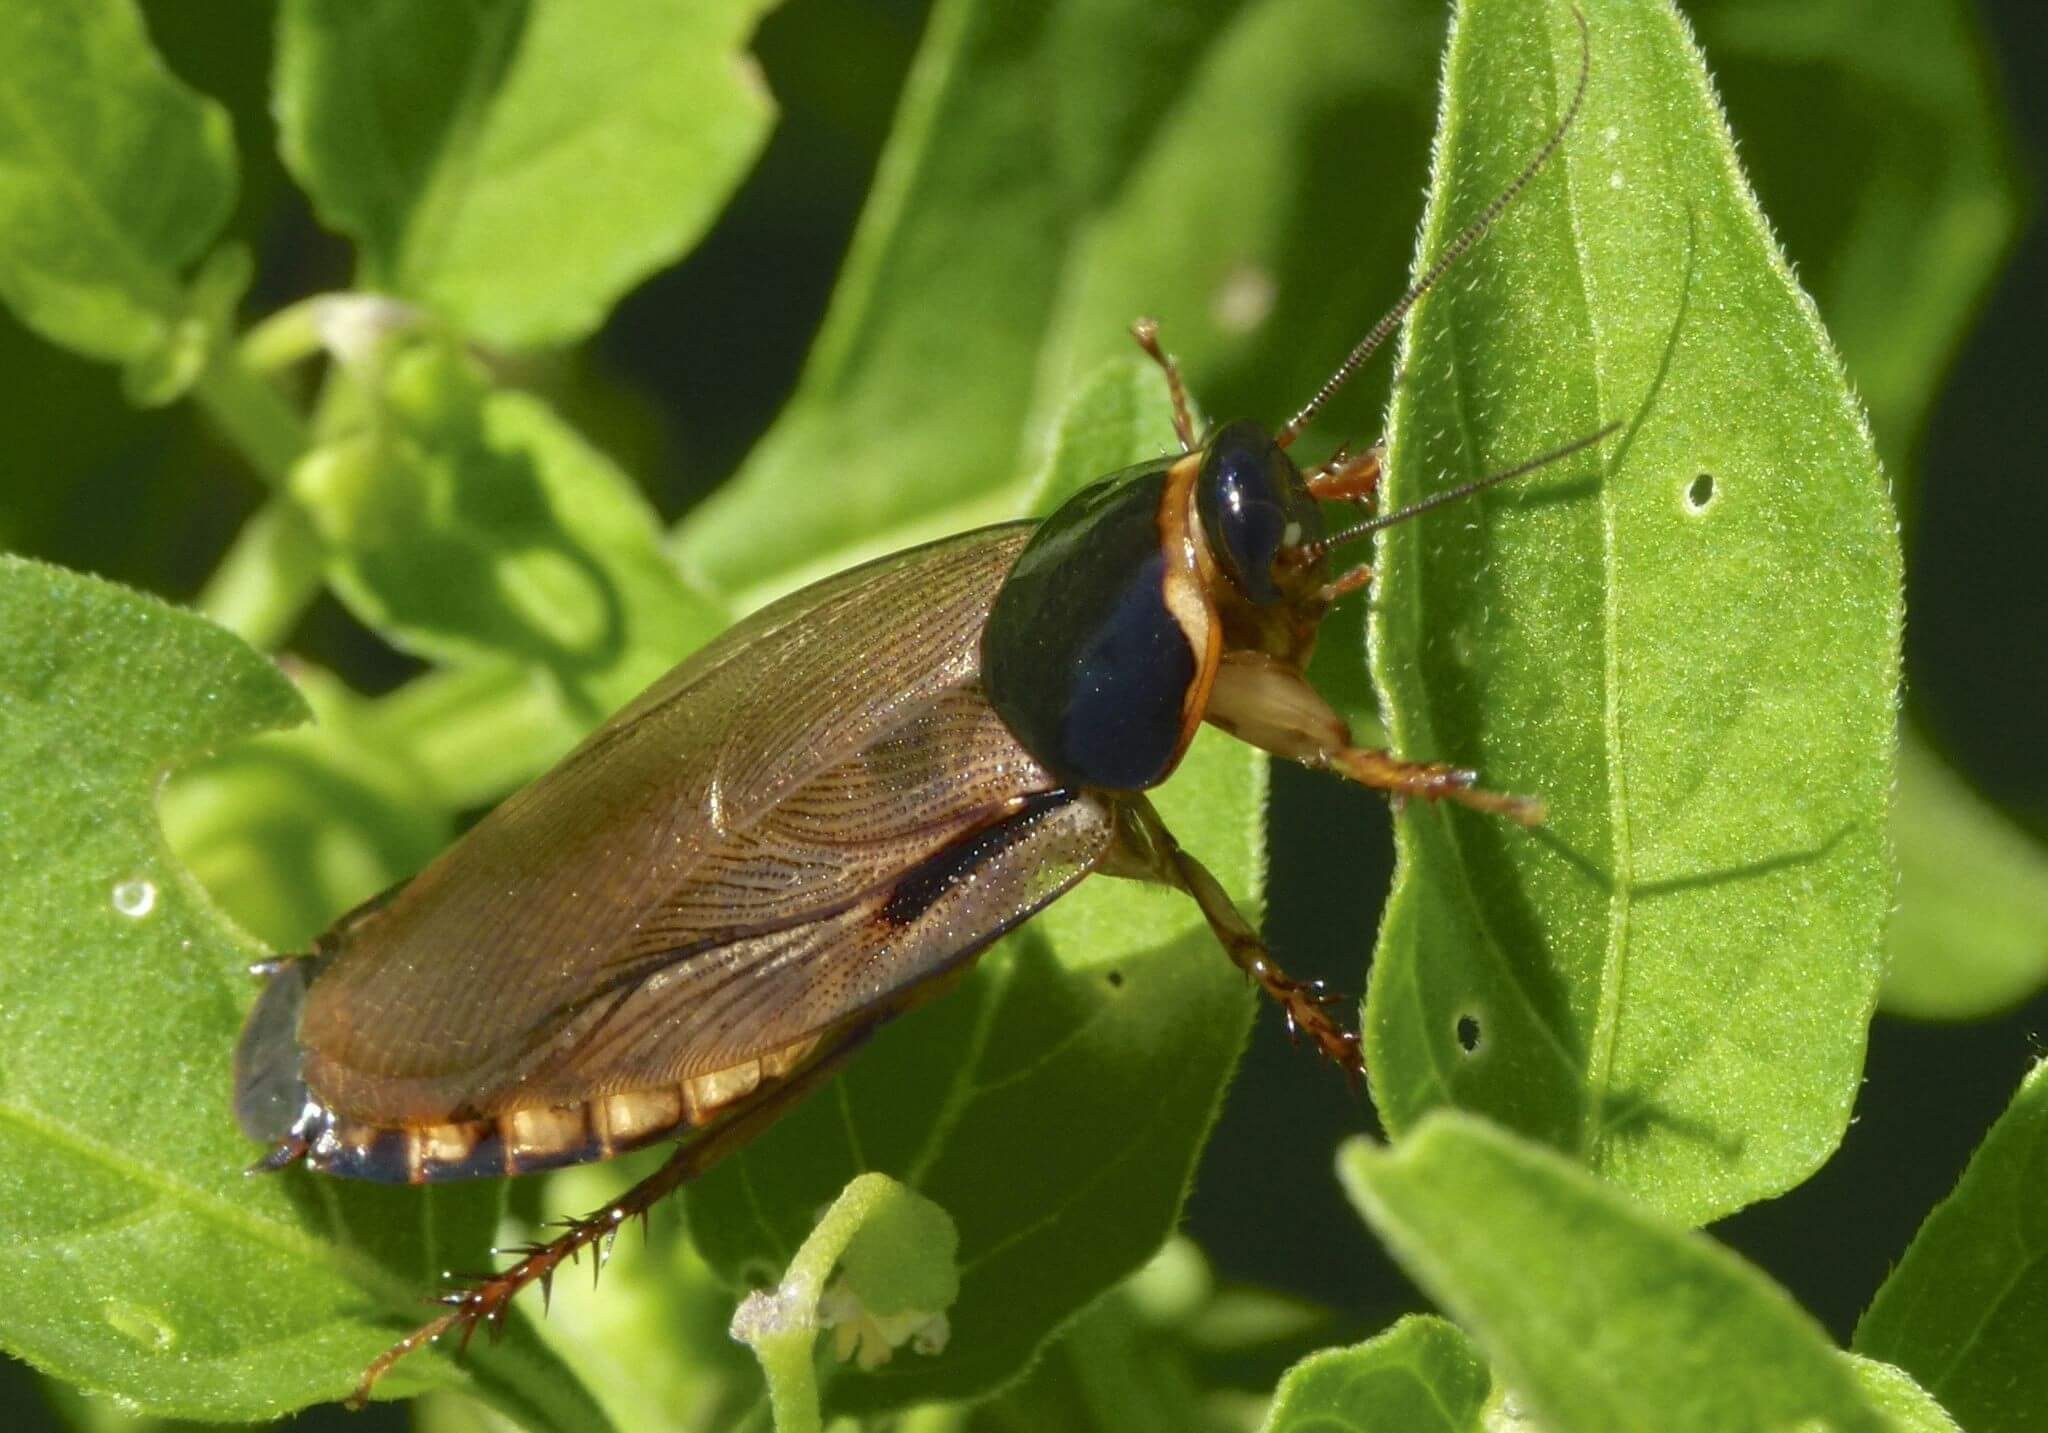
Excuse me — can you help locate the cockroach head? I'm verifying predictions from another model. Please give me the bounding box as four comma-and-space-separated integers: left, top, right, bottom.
1195, 420, 1325, 606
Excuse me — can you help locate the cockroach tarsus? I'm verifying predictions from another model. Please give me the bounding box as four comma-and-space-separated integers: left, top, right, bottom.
234, 15, 1606, 1407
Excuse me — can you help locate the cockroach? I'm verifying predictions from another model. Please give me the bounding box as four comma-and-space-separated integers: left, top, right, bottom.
235, 17, 1602, 1404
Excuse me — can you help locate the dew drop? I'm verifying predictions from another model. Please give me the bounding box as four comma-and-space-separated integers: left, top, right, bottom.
111, 878, 156, 919
102, 1300, 175, 1351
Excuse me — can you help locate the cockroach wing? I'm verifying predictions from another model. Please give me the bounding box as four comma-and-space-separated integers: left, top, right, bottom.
294, 524, 1115, 1127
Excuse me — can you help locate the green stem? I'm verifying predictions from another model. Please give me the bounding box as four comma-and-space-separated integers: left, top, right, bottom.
192, 350, 309, 489
753, 1333, 824, 1433
187, 349, 321, 644
195, 499, 323, 650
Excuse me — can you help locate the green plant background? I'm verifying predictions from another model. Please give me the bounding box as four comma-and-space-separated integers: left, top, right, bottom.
0, 0, 2043, 1428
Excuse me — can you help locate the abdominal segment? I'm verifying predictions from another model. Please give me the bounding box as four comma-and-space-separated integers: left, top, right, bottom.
291, 1035, 821, 1185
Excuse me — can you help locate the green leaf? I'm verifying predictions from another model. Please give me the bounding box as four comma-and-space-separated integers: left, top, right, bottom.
1365, 0, 1899, 1224
273, 0, 780, 350
1845, 1357, 1962, 1433
0, 0, 237, 367
1339, 1117, 1888, 1433
1022, 355, 1184, 517
960, 1251, 1243, 1433
1689, 0, 2021, 476
1687, 1, 2037, 1034
294, 340, 726, 721
0, 557, 604, 1428
518, 1164, 762, 1433
673, 0, 1447, 604
1258, 1316, 1490, 1433
1882, 732, 2048, 1019
1854, 1060, 2048, 1433
120, 241, 251, 408
684, 378, 1262, 1414
364, 659, 585, 811
159, 666, 454, 953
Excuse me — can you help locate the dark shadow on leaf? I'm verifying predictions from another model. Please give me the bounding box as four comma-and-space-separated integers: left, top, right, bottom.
351, 390, 632, 725
1599, 1082, 1747, 1165
1634, 821, 1856, 900
1607, 205, 1699, 473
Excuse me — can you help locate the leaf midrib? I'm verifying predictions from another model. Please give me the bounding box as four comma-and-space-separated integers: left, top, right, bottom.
0, 1094, 604, 1424
390, 3, 523, 298
0, 1096, 420, 1312
1542, 10, 1632, 1163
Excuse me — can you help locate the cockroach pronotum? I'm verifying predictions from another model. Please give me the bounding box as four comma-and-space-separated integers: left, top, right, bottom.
234, 15, 1604, 1403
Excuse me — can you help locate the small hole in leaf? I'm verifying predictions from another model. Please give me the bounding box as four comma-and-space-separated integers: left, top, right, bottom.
1686, 472, 1715, 512
1455, 1013, 1483, 1054
1106, 969, 1124, 988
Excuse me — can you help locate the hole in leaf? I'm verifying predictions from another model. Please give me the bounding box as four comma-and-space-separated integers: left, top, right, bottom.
1454, 1012, 1483, 1055
1105, 969, 1124, 988
1686, 472, 1715, 512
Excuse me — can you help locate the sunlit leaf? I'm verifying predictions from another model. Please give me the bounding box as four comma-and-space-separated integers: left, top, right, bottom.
1690, 0, 2021, 475
0, 557, 603, 1428
1882, 732, 2048, 1020
1855, 1060, 2048, 1433
0, 0, 236, 373
293, 340, 725, 722
274, 0, 781, 349
673, 0, 1446, 605
1366, 0, 1899, 1224
1259, 1316, 1490, 1433
1341, 1117, 1888, 1432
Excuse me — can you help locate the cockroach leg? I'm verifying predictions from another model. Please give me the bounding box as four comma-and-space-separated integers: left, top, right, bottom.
1304, 443, 1383, 504
1315, 564, 1373, 606
1205, 650, 1545, 826
1103, 797, 1363, 1081
347, 1031, 872, 1407
1130, 317, 1197, 453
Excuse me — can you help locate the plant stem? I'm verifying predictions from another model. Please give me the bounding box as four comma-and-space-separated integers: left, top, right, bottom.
189, 349, 321, 646
193, 350, 309, 489
194, 499, 324, 650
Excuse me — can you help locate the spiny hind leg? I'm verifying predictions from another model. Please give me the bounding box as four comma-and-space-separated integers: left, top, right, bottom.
349, 1030, 873, 1406
1101, 796, 1361, 1079
1204, 650, 1545, 826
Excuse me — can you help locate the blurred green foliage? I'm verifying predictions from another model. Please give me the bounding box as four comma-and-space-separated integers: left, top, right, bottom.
0, 0, 2042, 1428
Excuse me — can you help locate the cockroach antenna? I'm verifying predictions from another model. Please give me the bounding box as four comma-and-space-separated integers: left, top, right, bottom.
1302, 421, 1620, 562
1275, 7, 1593, 451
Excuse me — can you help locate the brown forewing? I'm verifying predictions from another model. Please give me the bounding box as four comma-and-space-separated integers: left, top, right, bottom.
298, 523, 1111, 1126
